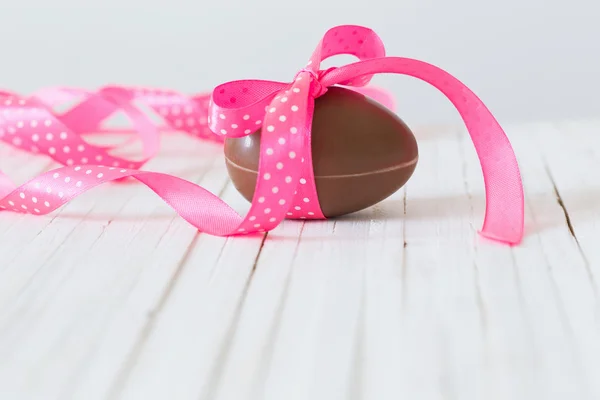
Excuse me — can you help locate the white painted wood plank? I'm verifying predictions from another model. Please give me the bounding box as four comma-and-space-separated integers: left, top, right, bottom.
381, 130, 483, 400
1, 120, 600, 400
521, 121, 600, 399
250, 222, 360, 400
0, 134, 227, 400
462, 125, 542, 400
464, 122, 599, 400
205, 219, 305, 400
110, 187, 264, 400
66, 152, 229, 400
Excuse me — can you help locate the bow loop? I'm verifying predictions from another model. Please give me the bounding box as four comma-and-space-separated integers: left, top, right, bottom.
306, 25, 387, 89
208, 79, 289, 138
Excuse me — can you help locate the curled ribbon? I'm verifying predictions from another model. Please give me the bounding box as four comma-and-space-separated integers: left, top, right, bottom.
0, 24, 524, 245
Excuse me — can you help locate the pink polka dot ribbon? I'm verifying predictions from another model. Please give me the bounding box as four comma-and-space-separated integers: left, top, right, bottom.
0, 24, 524, 245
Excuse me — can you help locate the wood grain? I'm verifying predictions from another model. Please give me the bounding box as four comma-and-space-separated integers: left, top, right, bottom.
1, 121, 599, 400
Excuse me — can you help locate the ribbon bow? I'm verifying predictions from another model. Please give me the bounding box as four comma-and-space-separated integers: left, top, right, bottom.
207, 24, 524, 244
0, 24, 524, 245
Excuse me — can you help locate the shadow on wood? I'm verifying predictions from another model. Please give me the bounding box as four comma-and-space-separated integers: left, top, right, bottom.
18, 186, 600, 243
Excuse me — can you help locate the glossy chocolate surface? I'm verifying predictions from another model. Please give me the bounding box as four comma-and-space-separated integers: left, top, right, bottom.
224, 86, 418, 217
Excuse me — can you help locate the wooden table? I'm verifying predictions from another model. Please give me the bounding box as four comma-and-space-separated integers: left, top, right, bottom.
1, 119, 599, 400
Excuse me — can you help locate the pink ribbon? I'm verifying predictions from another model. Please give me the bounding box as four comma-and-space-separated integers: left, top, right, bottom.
0, 24, 524, 245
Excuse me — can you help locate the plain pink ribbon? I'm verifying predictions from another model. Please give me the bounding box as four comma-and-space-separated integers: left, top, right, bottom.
0, 24, 524, 245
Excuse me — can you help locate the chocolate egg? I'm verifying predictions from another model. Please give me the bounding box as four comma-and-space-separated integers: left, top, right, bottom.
224, 86, 418, 218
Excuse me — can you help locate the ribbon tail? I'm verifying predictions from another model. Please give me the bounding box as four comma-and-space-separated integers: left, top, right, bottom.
324, 57, 525, 245
0, 166, 243, 235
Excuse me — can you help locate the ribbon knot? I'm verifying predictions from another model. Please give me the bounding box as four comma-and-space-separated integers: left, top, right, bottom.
294, 67, 338, 98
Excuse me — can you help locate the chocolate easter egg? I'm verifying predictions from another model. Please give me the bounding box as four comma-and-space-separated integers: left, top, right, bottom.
224, 86, 418, 218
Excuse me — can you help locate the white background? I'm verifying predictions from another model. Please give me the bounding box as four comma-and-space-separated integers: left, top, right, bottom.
1, 0, 598, 126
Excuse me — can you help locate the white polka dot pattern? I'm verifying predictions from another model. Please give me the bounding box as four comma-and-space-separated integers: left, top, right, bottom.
0, 84, 225, 175
0, 24, 524, 244
1, 95, 147, 170
30, 85, 220, 144
125, 87, 218, 142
